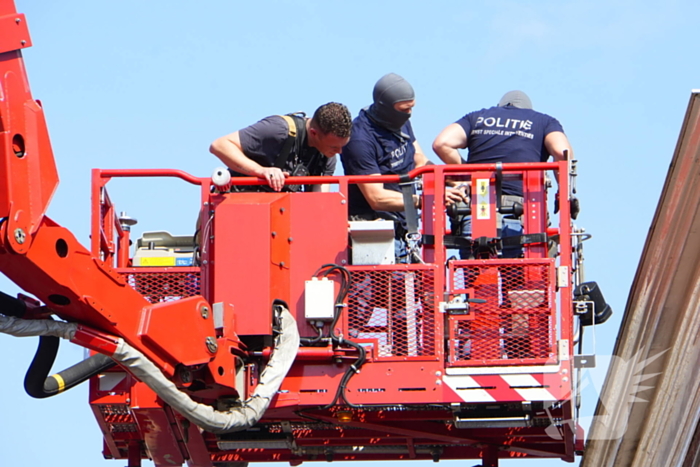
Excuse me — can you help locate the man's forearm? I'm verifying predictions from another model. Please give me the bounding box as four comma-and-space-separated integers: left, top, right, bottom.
435, 146, 463, 165
210, 141, 263, 176
359, 183, 416, 212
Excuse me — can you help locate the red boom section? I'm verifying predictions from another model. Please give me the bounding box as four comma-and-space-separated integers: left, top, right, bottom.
0, 2, 58, 254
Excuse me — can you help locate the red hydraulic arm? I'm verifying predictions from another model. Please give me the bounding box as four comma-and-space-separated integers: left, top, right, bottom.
0, 0, 57, 254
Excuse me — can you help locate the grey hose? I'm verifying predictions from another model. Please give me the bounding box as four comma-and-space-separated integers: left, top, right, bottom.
0, 314, 77, 339
111, 308, 299, 433
0, 309, 300, 433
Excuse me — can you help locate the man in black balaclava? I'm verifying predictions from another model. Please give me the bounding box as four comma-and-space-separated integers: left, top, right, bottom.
340, 73, 428, 263
368, 73, 416, 134
341, 73, 464, 263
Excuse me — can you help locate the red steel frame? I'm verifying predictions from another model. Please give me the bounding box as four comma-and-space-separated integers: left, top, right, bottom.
0, 1, 582, 465
84, 162, 578, 465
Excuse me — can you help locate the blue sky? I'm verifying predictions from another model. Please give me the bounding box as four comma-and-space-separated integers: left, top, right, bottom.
1, 0, 698, 466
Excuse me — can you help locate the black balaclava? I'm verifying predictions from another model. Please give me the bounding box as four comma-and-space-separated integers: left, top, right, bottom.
367, 73, 415, 132
497, 90, 533, 109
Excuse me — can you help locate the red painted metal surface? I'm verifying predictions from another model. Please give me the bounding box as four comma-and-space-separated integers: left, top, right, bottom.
0, 11, 31, 54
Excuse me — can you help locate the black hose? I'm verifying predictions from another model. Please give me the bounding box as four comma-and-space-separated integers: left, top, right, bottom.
0, 290, 116, 397
0, 291, 28, 318
299, 321, 327, 346
24, 336, 116, 399
336, 339, 367, 408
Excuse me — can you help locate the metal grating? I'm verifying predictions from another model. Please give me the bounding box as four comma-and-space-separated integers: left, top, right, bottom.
347, 266, 437, 360
118, 268, 201, 303
448, 260, 556, 366
98, 404, 131, 416
97, 405, 138, 433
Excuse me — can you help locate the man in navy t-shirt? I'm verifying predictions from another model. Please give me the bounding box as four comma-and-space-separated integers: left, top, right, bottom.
340, 74, 431, 262
432, 91, 572, 257
210, 102, 352, 192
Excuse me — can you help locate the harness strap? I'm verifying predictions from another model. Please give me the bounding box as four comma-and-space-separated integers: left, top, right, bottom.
399, 174, 419, 235
274, 115, 299, 169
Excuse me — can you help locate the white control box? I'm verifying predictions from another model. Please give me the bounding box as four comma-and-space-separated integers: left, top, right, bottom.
305, 277, 335, 321
348, 220, 395, 265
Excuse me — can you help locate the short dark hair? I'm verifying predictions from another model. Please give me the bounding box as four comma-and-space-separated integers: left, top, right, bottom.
311, 102, 352, 138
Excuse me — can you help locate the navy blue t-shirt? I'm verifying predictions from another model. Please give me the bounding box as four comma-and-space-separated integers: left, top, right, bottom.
457, 106, 564, 196
341, 109, 416, 223
237, 115, 336, 177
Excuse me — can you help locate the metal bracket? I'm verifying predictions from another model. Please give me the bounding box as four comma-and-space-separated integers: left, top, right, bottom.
574, 355, 596, 368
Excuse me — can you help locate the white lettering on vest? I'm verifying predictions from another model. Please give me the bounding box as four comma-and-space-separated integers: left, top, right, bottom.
478, 117, 533, 130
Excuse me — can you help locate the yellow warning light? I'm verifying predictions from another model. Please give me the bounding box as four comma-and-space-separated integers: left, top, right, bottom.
336, 410, 353, 423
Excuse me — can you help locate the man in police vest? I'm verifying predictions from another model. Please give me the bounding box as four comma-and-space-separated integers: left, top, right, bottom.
341, 73, 465, 263
210, 102, 352, 192
432, 90, 573, 258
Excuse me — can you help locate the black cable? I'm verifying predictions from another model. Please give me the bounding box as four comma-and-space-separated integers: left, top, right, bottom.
0, 290, 28, 318
337, 339, 366, 408
299, 321, 328, 346
313, 264, 351, 341
24, 336, 116, 399
309, 264, 370, 410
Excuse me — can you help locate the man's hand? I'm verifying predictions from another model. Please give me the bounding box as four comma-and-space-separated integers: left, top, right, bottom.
256, 167, 289, 191
445, 185, 469, 206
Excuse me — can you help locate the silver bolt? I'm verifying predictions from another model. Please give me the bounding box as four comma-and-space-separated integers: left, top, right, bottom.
206, 336, 218, 353
15, 18, 21, 23
200, 306, 210, 319
14, 228, 25, 244
341, 200, 346, 205
20, 40, 26, 46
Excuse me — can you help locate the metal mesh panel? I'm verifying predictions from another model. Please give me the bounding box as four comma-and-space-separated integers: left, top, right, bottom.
347, 266, 437, 360
98, 404, 131, 416
118, 268, 201, 303
448, 261, 555, 366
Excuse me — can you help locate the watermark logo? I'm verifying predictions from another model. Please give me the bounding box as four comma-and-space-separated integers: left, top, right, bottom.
545, 349, 667, 441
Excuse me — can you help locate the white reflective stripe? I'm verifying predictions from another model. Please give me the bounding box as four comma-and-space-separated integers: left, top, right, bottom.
501, 374, 557, 401
501, 374, 541, 387
442, 375, 496, 402
512, 387, 557, 401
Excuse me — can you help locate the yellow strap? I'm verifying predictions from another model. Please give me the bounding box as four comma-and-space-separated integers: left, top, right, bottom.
51, 373, 66, 393
279, 115, 297, 137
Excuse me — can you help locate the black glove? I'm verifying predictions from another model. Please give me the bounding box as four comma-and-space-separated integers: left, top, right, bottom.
570, 197, 580, 220
554, 192, 580, 220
